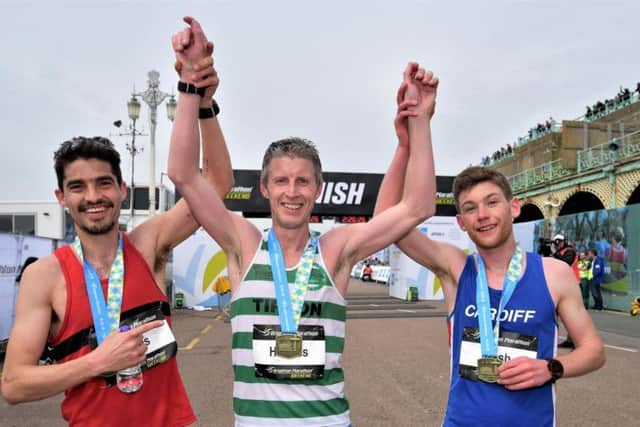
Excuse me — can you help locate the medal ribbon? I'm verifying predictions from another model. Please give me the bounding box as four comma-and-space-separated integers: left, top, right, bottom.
73, 233, 125, 344
267, 228, 318, 334
475, 246, 523, 357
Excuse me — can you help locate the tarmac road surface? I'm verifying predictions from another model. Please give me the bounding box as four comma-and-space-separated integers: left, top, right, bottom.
1, 279, 638, 426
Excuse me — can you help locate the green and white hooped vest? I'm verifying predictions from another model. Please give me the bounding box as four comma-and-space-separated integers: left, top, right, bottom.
230, 231, 350, 427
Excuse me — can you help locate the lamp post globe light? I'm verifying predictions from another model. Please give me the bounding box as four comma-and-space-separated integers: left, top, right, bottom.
125, 94, 142, 227
131, 70, 177, 216
113, 95, 146, 230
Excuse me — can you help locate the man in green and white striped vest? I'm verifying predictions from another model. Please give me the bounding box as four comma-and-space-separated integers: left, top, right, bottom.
169, 24, 439, 426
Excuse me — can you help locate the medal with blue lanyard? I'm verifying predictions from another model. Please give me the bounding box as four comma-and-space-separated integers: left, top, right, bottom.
474, 246, 523, 383
72, 233, 125, 345
267, 228, 318, 358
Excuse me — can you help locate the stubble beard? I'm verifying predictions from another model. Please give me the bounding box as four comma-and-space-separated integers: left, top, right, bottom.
79, 220, 117, 235
76, 200, 118, 236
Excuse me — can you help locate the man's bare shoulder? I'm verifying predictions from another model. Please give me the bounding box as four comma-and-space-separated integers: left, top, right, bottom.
26, 253, 62, 280
18, 252, 64, 302
541, 256, 575, 301
541, 256, 573, 277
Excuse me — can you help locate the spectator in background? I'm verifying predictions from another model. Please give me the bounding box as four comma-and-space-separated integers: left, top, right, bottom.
589, 249, 604, 311
537, 238, 552, 257
362, 262, 373, 282
552, 234, 578, 276
552, 234, 579, 349
608, 228, 627, 281
577, 251, 592, 308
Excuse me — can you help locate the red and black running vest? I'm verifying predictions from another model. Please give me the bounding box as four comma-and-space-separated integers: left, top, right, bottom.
50, 235, 195, 427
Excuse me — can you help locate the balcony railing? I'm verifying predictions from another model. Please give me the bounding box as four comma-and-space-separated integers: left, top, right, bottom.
508, 159, 575, 192
514, 121, 562, 147
577, 129, 640, 173
581, 92, 640, 122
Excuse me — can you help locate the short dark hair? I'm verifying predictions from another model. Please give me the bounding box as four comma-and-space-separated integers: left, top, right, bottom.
54, 137, 123, 190
260, 137, 322, 185
452, 166, 513, 212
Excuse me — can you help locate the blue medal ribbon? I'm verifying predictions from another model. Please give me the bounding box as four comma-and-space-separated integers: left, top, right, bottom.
73, 233, 125, 344
267, 228, 318, 334
475, 246, 523, 357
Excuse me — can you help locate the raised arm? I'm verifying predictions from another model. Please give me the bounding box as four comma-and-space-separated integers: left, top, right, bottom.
371, 81, 415, 214
372, 65, 465, 305
324, 63, 437, 283
1, 258, 161, 403
167, 17, 257, 288
130, 35, 233, 264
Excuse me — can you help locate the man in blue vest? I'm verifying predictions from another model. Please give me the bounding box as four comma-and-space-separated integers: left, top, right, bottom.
373, 105, 605, 426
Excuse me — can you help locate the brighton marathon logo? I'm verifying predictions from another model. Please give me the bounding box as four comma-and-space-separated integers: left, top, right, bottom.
316, 181, 365, 205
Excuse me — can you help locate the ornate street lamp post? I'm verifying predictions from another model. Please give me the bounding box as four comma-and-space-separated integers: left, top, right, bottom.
125, 95, 142, 225
131, 70, 177, 216
113, 96, 146, 229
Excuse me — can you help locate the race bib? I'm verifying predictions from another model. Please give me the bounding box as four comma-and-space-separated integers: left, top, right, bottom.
119, 303, 177, 370
459, 326, 538, 382
252, 324, 326, 380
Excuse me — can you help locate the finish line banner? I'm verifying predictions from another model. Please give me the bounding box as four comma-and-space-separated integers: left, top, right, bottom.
184, 170, 457, 218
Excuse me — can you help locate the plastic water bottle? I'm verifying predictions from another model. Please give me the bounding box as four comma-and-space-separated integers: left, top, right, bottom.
116, 365, 143, 393
116, 324, 143, 393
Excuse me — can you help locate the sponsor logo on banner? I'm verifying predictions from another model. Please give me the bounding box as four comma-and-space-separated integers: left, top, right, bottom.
225, 186, 253, 200
436, 191, 455, 206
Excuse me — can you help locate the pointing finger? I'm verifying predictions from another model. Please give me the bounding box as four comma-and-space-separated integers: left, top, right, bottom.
130, 320, 164, 336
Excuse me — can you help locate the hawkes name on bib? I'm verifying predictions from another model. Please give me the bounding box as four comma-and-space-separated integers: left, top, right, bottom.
252, 324, 326, 380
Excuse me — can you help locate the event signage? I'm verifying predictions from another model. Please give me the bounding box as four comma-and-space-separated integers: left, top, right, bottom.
177, 170, 457, 218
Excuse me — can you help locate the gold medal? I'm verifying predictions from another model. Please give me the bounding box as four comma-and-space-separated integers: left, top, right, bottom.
275, 333, 303, 358
477, 357, 502, 383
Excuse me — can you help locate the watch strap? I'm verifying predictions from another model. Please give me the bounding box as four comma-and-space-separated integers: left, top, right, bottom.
546, 358, 564, 383
177, 81, 206, 97
198, 99, 220, 119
